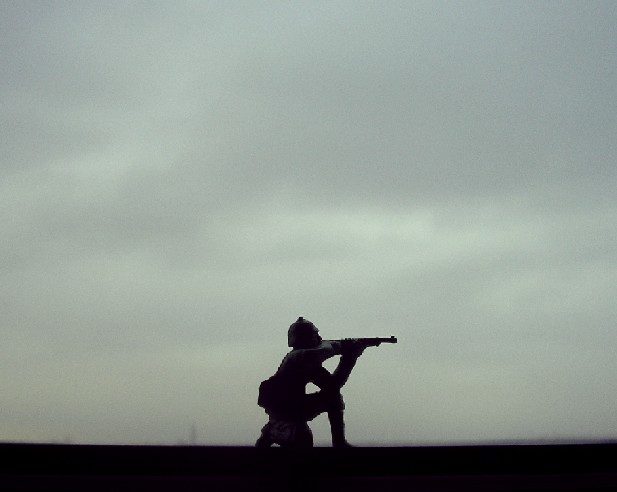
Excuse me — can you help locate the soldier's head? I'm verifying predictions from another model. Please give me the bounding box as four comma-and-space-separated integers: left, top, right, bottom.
287, 316, 322, 349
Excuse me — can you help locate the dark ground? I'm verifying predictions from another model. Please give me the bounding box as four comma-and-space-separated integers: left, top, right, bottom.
1, 442, 616, 491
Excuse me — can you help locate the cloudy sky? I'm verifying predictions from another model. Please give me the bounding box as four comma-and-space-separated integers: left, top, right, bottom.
2, 1, 616, 446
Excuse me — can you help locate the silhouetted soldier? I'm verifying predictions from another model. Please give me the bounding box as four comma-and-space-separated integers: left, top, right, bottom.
256, 317, 365, 448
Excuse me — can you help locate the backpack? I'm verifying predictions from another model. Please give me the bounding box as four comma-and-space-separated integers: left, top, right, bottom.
257, 374, 282, 410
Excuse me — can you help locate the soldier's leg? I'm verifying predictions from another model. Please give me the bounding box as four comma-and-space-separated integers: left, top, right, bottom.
306, 389, 350, 447
326, 392, 350, 448
328, 413, 349, 447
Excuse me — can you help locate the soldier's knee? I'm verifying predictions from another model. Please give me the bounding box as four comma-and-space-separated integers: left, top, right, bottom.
259, 420, 314, 448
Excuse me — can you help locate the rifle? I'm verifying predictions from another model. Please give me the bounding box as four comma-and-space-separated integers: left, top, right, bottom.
327, 336, 398, 348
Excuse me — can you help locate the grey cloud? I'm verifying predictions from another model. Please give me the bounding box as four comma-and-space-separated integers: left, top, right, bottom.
2, 1, 617, 445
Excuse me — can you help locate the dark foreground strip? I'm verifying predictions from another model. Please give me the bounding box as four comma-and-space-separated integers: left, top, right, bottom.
1, 443, 616, 491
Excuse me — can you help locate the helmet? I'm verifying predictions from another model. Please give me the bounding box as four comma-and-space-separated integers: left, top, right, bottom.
287, 316, 317, 348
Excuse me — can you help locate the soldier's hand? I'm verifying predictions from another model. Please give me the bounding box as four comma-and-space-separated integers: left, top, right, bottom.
341, 339, 365, 359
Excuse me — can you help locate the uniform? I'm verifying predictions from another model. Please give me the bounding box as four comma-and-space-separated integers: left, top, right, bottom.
257, 340, 358, 447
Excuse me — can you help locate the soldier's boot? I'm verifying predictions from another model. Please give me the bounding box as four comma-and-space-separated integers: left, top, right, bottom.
255, 432, 273, 448
256, 420, 313, 448
255, 421, 276, 447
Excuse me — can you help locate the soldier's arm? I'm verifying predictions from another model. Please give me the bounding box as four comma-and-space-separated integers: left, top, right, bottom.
300, 340, 342, 365
310, 353, 358, 390
310, 366, 337, 391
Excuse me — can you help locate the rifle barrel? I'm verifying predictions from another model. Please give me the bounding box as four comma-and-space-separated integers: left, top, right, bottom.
327, 336, 398, 345
377, 336, 397, 343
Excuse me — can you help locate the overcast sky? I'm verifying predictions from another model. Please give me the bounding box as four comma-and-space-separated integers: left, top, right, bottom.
2, 1, 616, 446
